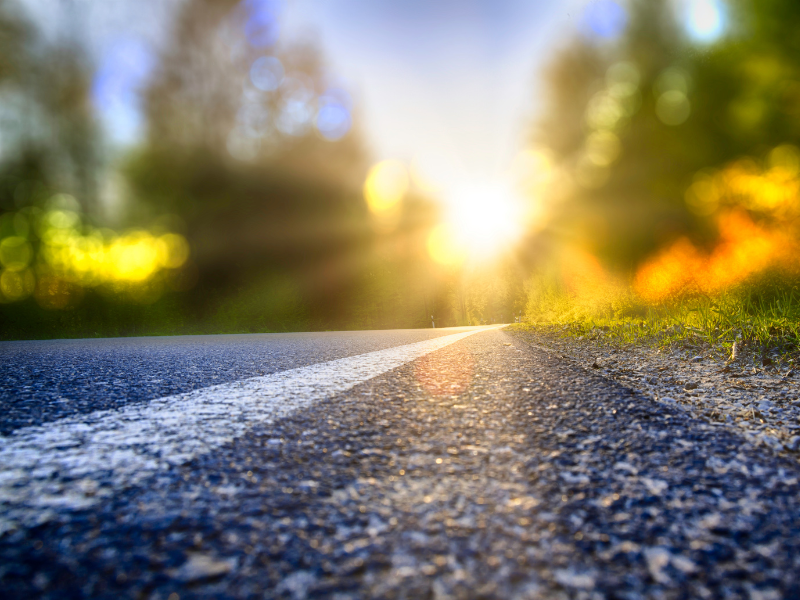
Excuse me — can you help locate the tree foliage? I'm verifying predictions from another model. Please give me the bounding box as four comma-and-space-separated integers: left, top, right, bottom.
0, 1, 98, 214
535, 0, 800, 269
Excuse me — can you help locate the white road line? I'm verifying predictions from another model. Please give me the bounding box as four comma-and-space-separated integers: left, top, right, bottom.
0, 326, 498, 532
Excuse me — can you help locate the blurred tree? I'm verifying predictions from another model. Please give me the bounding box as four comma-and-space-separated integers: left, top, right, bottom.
126, 0, 375, 328
0, 1, 99, 215
534, 0, 800, 271
461, 261, 526, 325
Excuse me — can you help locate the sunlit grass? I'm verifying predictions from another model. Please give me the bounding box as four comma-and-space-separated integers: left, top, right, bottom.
521, 271, 800, 364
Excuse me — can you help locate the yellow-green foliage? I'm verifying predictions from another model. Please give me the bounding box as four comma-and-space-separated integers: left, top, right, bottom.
453, 264, 525, 325
524, 264, 643, 325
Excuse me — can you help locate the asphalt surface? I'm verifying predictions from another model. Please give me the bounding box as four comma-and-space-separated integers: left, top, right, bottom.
0, 329, 472, 436
2, 327, 800, 599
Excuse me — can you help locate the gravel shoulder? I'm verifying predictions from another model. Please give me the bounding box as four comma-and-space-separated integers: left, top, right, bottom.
2, 328, 800, 598
507, 325, 800, 456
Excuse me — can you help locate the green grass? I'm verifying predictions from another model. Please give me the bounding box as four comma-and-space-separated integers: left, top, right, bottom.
519, 273, 800, 366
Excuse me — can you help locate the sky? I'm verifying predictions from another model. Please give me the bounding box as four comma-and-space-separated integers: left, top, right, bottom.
280, 0, 585, 177
18, 0, 724, 182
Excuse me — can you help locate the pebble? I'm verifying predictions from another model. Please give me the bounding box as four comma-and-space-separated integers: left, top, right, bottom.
167, 553, 237, 582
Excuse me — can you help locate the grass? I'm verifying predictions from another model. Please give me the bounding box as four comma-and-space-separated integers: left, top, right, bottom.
519, 273, 800, 367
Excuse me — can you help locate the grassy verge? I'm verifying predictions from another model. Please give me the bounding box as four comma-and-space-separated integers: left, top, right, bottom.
519, 281, 800, 368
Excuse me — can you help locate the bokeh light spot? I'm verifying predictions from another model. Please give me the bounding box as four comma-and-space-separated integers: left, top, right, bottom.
575, 157, 610, 189
510, 148, 555, 205
656, 90, 691, 125
635, 211, 792, 302
156, 234, 190, 269
275, 79, 314, 137
0, 268, 35, 301
0, 236, 32, 271
685, 175, 720, 216
585, 131, 622, 166
237, 102, 271, 137
316, 103, 351, 140
582, 0, 627, 39
654, 67, 691, 96
249, 56, 284, 91
686, 0, 724, 43
243, 0, 282, 48
768, 145, 800, 176
319, 87, 352, 111
586, 92, 625, 130
11, 213, 30, 238
227, 130, 260, 161
606, 61, 640, 98
364, 161, 408, 213
109, 232, 161, 282
0, 194, 191, 307
276, 101, 313, 136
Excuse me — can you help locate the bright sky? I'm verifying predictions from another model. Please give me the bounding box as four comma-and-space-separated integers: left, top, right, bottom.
281, 0, 584, 177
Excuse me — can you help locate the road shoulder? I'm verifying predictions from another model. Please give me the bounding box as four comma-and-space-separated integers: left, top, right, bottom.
507, 324, 800, 457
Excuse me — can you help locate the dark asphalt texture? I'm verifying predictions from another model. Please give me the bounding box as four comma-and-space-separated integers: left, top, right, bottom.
0, 329, 470, 436
2, 328, 800, 598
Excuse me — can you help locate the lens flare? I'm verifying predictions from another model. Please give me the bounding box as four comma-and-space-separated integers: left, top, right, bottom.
444, 181, 524, 257
414, 351, 474, 397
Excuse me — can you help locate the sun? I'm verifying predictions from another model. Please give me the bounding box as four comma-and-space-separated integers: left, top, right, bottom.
428, 179, 525, 265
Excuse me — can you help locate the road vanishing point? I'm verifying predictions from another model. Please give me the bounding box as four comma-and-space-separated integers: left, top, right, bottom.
1, 326, 799, 599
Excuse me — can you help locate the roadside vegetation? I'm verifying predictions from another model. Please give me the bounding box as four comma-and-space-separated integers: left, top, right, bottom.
514, 0, 800, 371
519, 273, 800, 370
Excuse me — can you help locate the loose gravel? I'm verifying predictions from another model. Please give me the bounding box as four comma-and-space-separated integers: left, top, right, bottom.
508, 325, 800, 456
2, 328, 800, 598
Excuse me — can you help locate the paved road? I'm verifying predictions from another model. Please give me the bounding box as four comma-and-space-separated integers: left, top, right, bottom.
1, 327, 799, 599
